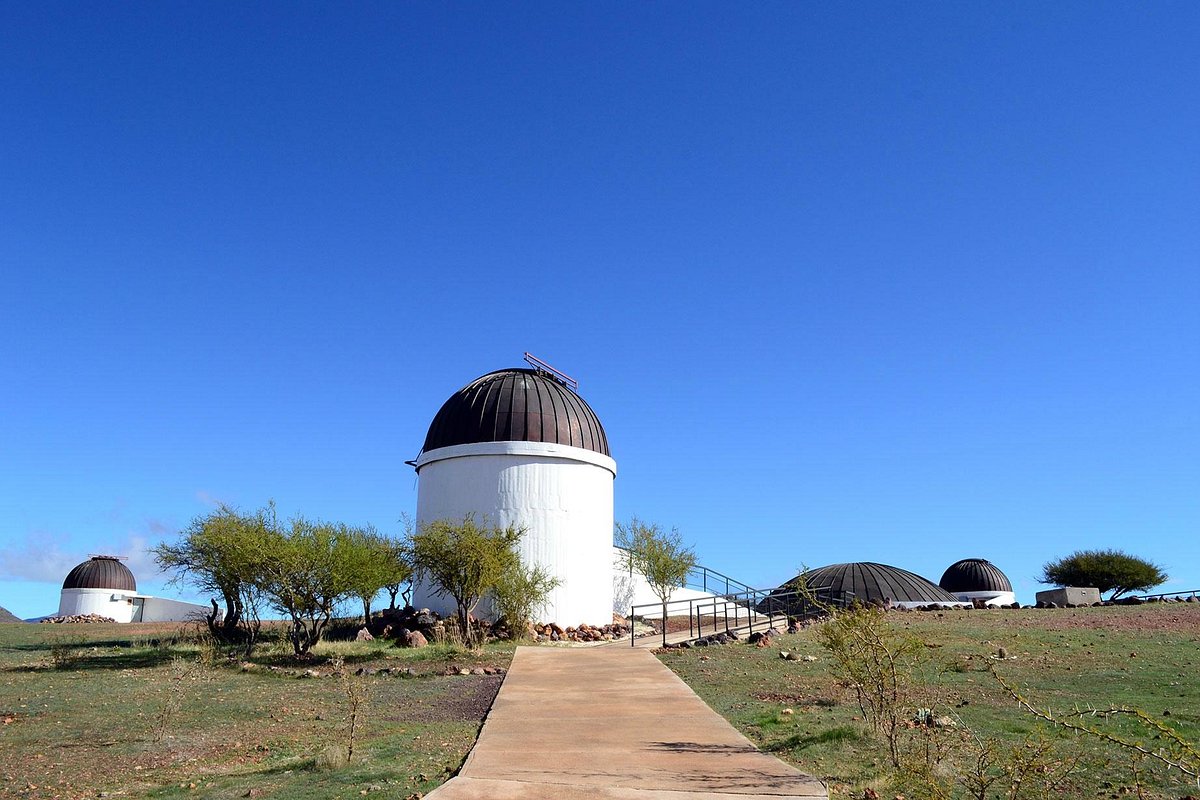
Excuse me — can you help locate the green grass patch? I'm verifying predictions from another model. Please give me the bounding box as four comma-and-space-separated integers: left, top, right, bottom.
661, 604, 1200, 798
0, 620, 514, 799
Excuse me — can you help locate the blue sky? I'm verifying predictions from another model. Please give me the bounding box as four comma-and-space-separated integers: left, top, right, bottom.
2, 4, 1197, 619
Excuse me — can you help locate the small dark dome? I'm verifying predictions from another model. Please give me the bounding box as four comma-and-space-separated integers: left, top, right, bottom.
421, 368, 610, 458
62, 556, 136, 592
939, 558, 1012, 593
773, 562, 959, 605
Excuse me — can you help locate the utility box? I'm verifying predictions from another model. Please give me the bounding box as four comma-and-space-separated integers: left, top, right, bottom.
1036, 587, 1102, 606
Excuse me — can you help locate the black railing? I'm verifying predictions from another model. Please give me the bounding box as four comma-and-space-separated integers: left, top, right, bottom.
1136, 589, 1199, 601
629, 584, 854, 647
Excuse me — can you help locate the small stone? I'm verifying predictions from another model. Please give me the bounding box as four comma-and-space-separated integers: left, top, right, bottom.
802, 654, 817, 662
458, 668, 471, 675
471, 667, 485, 675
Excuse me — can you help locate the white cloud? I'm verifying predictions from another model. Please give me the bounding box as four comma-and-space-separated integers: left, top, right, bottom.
0, 524, 174, 586
0, 537, 80, 583
194, 490, 226, 507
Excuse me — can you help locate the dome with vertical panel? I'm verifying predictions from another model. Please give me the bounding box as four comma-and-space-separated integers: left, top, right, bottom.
420, 368, 610, 457
939, 558, 1013, 594
62, 556, 137, 592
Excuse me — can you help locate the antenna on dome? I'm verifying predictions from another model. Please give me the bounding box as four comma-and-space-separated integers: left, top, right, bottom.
88, 554, 127, 561
523, 352, 578, 391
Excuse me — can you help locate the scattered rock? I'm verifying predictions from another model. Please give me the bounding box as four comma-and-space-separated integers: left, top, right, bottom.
355, 627, 374, 642
39, 614, 116, 624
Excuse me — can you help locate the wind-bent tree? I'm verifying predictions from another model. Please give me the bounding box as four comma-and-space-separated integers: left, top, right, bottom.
616, 517, 697, 648
406, 516, 522, 646
1039, 549, 1167, 600
152, 503, 275, 650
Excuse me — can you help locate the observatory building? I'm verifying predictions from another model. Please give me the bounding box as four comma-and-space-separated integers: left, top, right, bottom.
57, 555, 212, 623
410, 358, 616, 626
938, 558, 1016, 606
762, 562, 967, 610
59, 556, 139, 621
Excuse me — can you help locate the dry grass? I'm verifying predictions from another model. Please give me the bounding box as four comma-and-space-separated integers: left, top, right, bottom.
661, 604, 1200, 799
0, 621, 514, 800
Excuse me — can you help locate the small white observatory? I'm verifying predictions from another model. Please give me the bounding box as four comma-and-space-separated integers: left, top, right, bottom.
57, 555, 213, 622
410, 357, 616, 626
59, 555, 140, 621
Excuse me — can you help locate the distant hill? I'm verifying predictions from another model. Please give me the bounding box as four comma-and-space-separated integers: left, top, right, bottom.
0, 606, 24, 623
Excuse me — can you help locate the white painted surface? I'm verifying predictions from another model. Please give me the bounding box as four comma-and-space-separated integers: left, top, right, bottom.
413, 441, 616, 627
58, 588, 137, 622
950, 590, 1017, 607
135, 596, 214, 622
612, 547, 726, 619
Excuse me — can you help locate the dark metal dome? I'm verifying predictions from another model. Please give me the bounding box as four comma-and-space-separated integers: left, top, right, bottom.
421, 368, 610, 457
62, 556, 136, 592
789, 562, 959, 604
939, 558, 1013, 593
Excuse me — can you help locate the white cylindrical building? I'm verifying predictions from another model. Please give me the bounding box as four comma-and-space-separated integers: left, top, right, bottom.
58, 556, 138, 622
411, 367, 616, 627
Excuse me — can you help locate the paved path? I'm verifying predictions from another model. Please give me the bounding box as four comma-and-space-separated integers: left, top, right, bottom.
426, 647, 827, 800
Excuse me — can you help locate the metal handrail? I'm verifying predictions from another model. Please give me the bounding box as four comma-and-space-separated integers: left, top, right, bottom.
613, 548, 760, 600
1136, 589, 1199, 601
628, 584, 854, 647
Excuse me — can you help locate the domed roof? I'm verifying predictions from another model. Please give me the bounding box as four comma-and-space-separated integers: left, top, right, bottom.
939, 558, 1012, 593
421, 368, 610, 457
62, 556, 136, 592
787, 562, 959, 604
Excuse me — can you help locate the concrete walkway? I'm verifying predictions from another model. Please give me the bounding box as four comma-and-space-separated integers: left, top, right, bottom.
426, 647, 827, 800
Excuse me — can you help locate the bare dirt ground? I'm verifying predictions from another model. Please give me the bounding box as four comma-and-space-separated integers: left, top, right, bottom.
380, 674, 503, 724
1024, 602, 1200, 633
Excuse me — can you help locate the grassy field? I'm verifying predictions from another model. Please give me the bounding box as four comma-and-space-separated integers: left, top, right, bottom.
0, 622, 515, 800
661, 603, 1200, 799
3, 605, 1198, 800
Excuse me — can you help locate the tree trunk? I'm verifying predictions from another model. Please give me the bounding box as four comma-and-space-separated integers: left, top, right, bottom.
661, 599, 668, 648
362, 597, 372, 628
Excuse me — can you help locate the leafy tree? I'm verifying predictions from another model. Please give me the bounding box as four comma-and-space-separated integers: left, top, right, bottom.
1039, 549, 1167, 600
616, 517, 697, 648
406, 515, 522, 646
255, 518, 360, 655
341, 526, 410, 626
382, 538, 413, 611
152, 503, 274, 651
492, 560, 561, 639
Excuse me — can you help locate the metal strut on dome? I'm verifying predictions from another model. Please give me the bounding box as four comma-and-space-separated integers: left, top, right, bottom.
523, 352, 578, 391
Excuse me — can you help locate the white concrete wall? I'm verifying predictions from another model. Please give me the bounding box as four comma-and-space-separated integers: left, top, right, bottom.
135, 596, 214, 623
612, 547, 727, 619
413, 441, 616, 627
951, 590, 1017, 607
58, 588, 137, 622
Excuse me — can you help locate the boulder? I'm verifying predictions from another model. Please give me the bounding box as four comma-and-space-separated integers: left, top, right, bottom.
355, 627, 374, 642
403, 630, 428, 649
